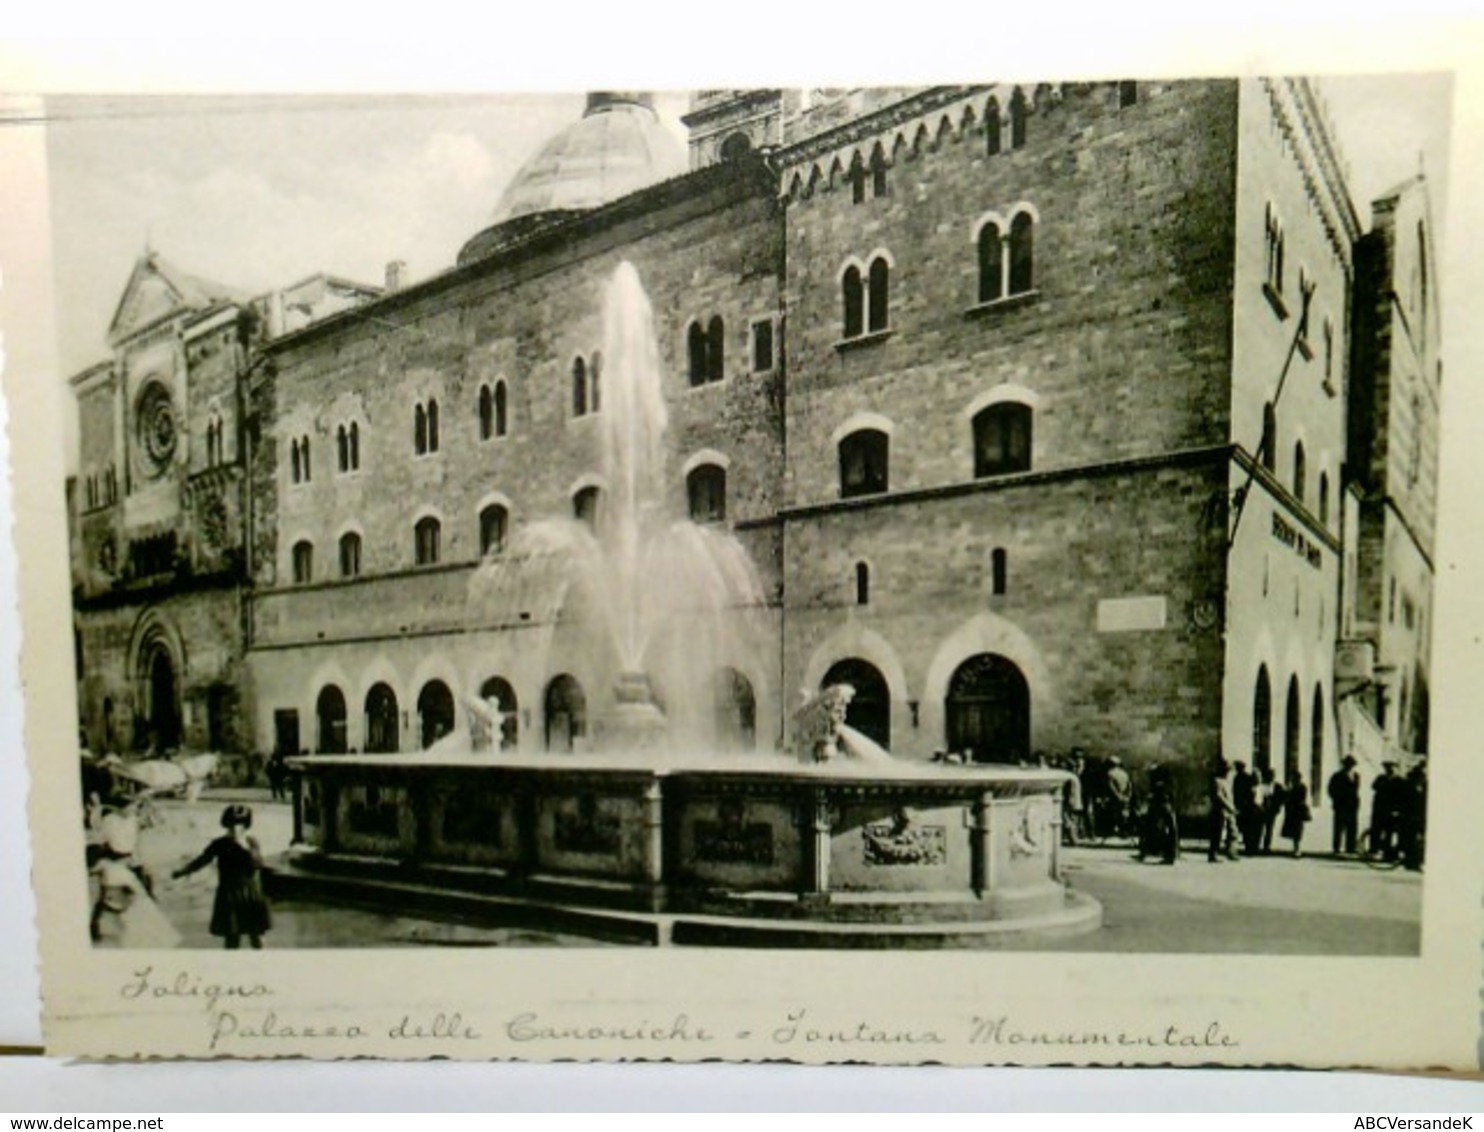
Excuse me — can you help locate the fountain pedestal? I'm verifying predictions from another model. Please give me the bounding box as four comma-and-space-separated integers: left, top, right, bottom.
278, 754, 1101, 947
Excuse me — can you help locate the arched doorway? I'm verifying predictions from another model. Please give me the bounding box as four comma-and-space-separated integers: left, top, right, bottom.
364, 683, 399, 754
1284, 675, 1301, 782
544, 674, 586, 752
1253, 666, 1272, 773
479, 676, 519, 751
713, 667, 757, 752
142, 641, 180, 751
316, 685, 347, 753
822, 658, 890, 751
417, 680, 456, 749
945, 653, 1029, 764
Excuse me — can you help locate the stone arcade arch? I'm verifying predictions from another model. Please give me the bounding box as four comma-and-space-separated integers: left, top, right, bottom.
143, 642, 181, 751
544, 674, 587, 752
944, 653, 1031, 764
417, 679, 456, 749
364, 682, 400, 754
479, 675, 519, 751
128, 610, 184, 753
822, 658, 891, 751
713, 667, 757, 752
316, 685, 348, 753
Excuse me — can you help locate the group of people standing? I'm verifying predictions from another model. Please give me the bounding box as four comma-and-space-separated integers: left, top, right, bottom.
1050, 746, 1428, 872
1208, 754, 1428, 868
1052, 749, 1180, 863
1206, 760, 1313, 861
1326, 756, 1427, 869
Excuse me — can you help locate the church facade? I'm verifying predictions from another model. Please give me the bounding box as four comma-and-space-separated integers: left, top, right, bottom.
67, 80, 1439, 812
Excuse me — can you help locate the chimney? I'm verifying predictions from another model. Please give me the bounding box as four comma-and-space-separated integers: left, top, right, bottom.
385, 260, 407, 294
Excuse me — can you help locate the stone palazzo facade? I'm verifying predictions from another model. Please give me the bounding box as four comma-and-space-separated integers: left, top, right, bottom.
68, 82, 1439, 813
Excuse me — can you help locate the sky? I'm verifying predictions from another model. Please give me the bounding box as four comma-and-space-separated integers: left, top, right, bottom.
43, 77, 1452, 384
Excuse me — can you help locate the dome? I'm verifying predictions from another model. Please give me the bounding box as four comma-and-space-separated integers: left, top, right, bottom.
491, 92, 686, 225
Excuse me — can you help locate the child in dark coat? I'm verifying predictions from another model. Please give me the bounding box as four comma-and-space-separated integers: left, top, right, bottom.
173, 803, 272, 949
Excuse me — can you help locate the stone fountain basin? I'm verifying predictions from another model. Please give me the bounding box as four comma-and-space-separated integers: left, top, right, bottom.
280, 754, 1100, 945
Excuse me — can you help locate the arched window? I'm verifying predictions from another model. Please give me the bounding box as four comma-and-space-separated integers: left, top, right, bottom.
574, 485, 601, 529
706, 317, 724, 384
292, 540, 313, 584
348, 421, 359, 470
414, 403, 428, 455
478, 384, 493, 440
839, 429, 889, 498
337, 424, 349, 471
973, 402, 1033, 477
867, 256, 890, 333
338, 531, 361, 578
1253, 666, 1272, 773
316, 685, 347, 754
1009, 89, 1028, 149
854, 561, 869, 605
985, 97, 1001, 155
686, 464, 727, 523
479, 503, 509, 556
414, 516, 441, 566
1293, 441, 1306, 502
494, 381, 508, 437
572, 357, 588, 417
544, 673, 587, 752
842, 265, 864, 339
291, 438, 302, 483
978, 221, 1004, 303
687, 322, 707, 387
848, 153, 867, 205
426, 398, 440, 452
720, 132, 752, 161
870, 144, 888, 198
1261, 402, 1276, 472
1319, 472, 1330, 526
823, 658, 891, 750
1008, 212, 1035, 295
364, 683, 399, 754
300, 435, 311, 481
991, 547, 1008, 595
1284, 675, 1301, 781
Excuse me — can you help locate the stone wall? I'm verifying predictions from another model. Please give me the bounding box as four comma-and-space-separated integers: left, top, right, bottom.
75, 585, 248, 754
779, 80, 1240, 509
781, 455, 1230, 809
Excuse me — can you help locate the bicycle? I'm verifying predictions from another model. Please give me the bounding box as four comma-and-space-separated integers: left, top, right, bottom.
1357, 827, 1402, 870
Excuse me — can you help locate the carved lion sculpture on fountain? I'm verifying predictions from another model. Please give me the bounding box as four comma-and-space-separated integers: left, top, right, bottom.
790, 684, 894, 766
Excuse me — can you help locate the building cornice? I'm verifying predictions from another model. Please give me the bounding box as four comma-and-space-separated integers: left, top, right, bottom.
1260, 77, 1362, 270
774, 86, 982, 167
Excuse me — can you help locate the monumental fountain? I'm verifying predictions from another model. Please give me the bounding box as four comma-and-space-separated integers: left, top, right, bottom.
281, 264, 1100, 946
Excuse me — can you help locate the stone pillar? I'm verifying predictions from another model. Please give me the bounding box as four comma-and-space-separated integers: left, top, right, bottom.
642, 778, 666, 912
803, 786, 832, 901
290, 771, 304, 846
971, 792, 995, 899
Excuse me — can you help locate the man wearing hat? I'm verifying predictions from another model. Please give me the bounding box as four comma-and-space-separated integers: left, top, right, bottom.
1327, 755, 1362, 855
1370, 762, 1402, 862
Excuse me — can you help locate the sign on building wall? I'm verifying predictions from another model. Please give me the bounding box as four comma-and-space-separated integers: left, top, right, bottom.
1096, 595, 1168, 633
